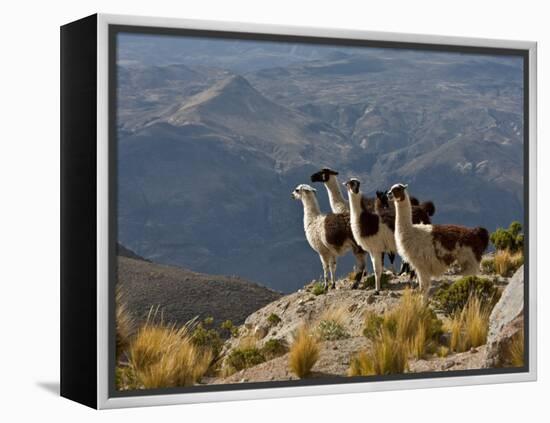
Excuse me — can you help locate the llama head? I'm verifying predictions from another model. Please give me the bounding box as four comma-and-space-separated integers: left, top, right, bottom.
291, 184, 317, 200
310, 168, 339, 183
343, 178, 361, 195
376, 190, 390, 208
387, 183, 409, 202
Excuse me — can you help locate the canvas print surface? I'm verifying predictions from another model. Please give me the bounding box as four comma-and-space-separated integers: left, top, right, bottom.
113, 30, 527, 393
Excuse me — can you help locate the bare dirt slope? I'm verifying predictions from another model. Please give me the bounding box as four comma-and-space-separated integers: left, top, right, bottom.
117, 255, 282, 327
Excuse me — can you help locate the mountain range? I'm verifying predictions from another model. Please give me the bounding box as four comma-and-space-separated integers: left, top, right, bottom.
116, 39, 524, 292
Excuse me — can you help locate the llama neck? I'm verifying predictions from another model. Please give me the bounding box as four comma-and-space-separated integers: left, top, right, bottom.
348, 191, 364, 222
325, 176, 348, 212
395, 193, 413, 233
301, 195, 321, 225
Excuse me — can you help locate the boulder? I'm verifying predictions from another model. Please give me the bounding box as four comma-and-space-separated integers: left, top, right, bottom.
483, 265, 525, 368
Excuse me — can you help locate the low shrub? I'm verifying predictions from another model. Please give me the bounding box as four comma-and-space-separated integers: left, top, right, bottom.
289, 326, 320, 378
316, 306, 349, 341
480, 257, 495, 275
490, 221, 523, 253
220, 320, 239, 338
226, 347, 266, 371
312, 282, 326, 296
190, 322, 224, 359
433, 276, 499, 317
494, 250, 524, 277
363, 272, 391, 290
261, 338, 288, 359
316, 320, 349, 341
267, 313, 282, 326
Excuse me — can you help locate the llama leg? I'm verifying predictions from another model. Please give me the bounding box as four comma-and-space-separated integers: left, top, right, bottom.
416, 271, 431, 302
351, 250, 366, 289
371, 252, 383, 293
388, 252, 396, 273
320, 255, 330, 291
329, 257, 337, 289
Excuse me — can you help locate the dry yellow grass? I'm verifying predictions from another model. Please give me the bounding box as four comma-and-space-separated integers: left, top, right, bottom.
288, 325, 320, 378
115, 287, 134, 360
447, 295, 490, 353
503, 328, 524, 367
350, 289, 439, 376
128, 316, 211, 389
494, 250, 524, 277
319, 305, 348, 326
348, 351, 374, 376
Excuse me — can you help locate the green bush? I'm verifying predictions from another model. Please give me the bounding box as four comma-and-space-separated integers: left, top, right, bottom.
490, 221, 524, 253
316, 319, 349, 341
481, 257, 496, 274
267, 313, 281, 326
433, 276, 500, 316
226, 347, 265, 371
312, 282, 326, 296
203, 316, 214, 326
364, 273, 391, 290
220, 320, 239, 337
191, 323, 224, 358
261, 338, 288, 359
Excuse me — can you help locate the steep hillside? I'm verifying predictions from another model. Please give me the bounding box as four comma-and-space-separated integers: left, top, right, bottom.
117, 255, 282, 327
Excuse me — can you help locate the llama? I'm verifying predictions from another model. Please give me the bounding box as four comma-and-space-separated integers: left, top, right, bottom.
375, 190, 436, 276
291, 184, 365, 290
387, 183, 489, 296
310, 168, 349, 214
310, 168, 368, 286
344, 178, 397, 293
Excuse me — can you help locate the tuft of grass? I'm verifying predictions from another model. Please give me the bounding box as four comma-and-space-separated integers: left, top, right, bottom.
494, 250, 524, 277
261, 338, 288, 360
447, 295, 491, 353
289, 325, 320, 378
363, 272, 391, 290
348, 351, 374, 376
351, 289, 442, 376
267, 313, 282, 326
127, 318, 211, 389
115, 287, 134, 360
437, 346, 450, 358
363, 311, 384, 340
433, 276, 499, 316
311, 282, 326, 296
503, 328, 525, 367
350, 329, 408, 376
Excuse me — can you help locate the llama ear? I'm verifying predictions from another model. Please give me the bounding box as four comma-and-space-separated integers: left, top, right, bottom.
403, 184, 409, 190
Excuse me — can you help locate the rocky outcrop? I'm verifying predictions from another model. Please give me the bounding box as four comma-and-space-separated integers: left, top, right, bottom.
483, 266, 525, 367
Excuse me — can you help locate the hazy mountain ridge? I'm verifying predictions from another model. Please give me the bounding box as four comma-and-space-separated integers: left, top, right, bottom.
116, 46, 524, 292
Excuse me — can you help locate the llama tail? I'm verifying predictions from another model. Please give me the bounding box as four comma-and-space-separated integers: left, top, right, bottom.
473, 227, 490, 252
420, 201, 436, 217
